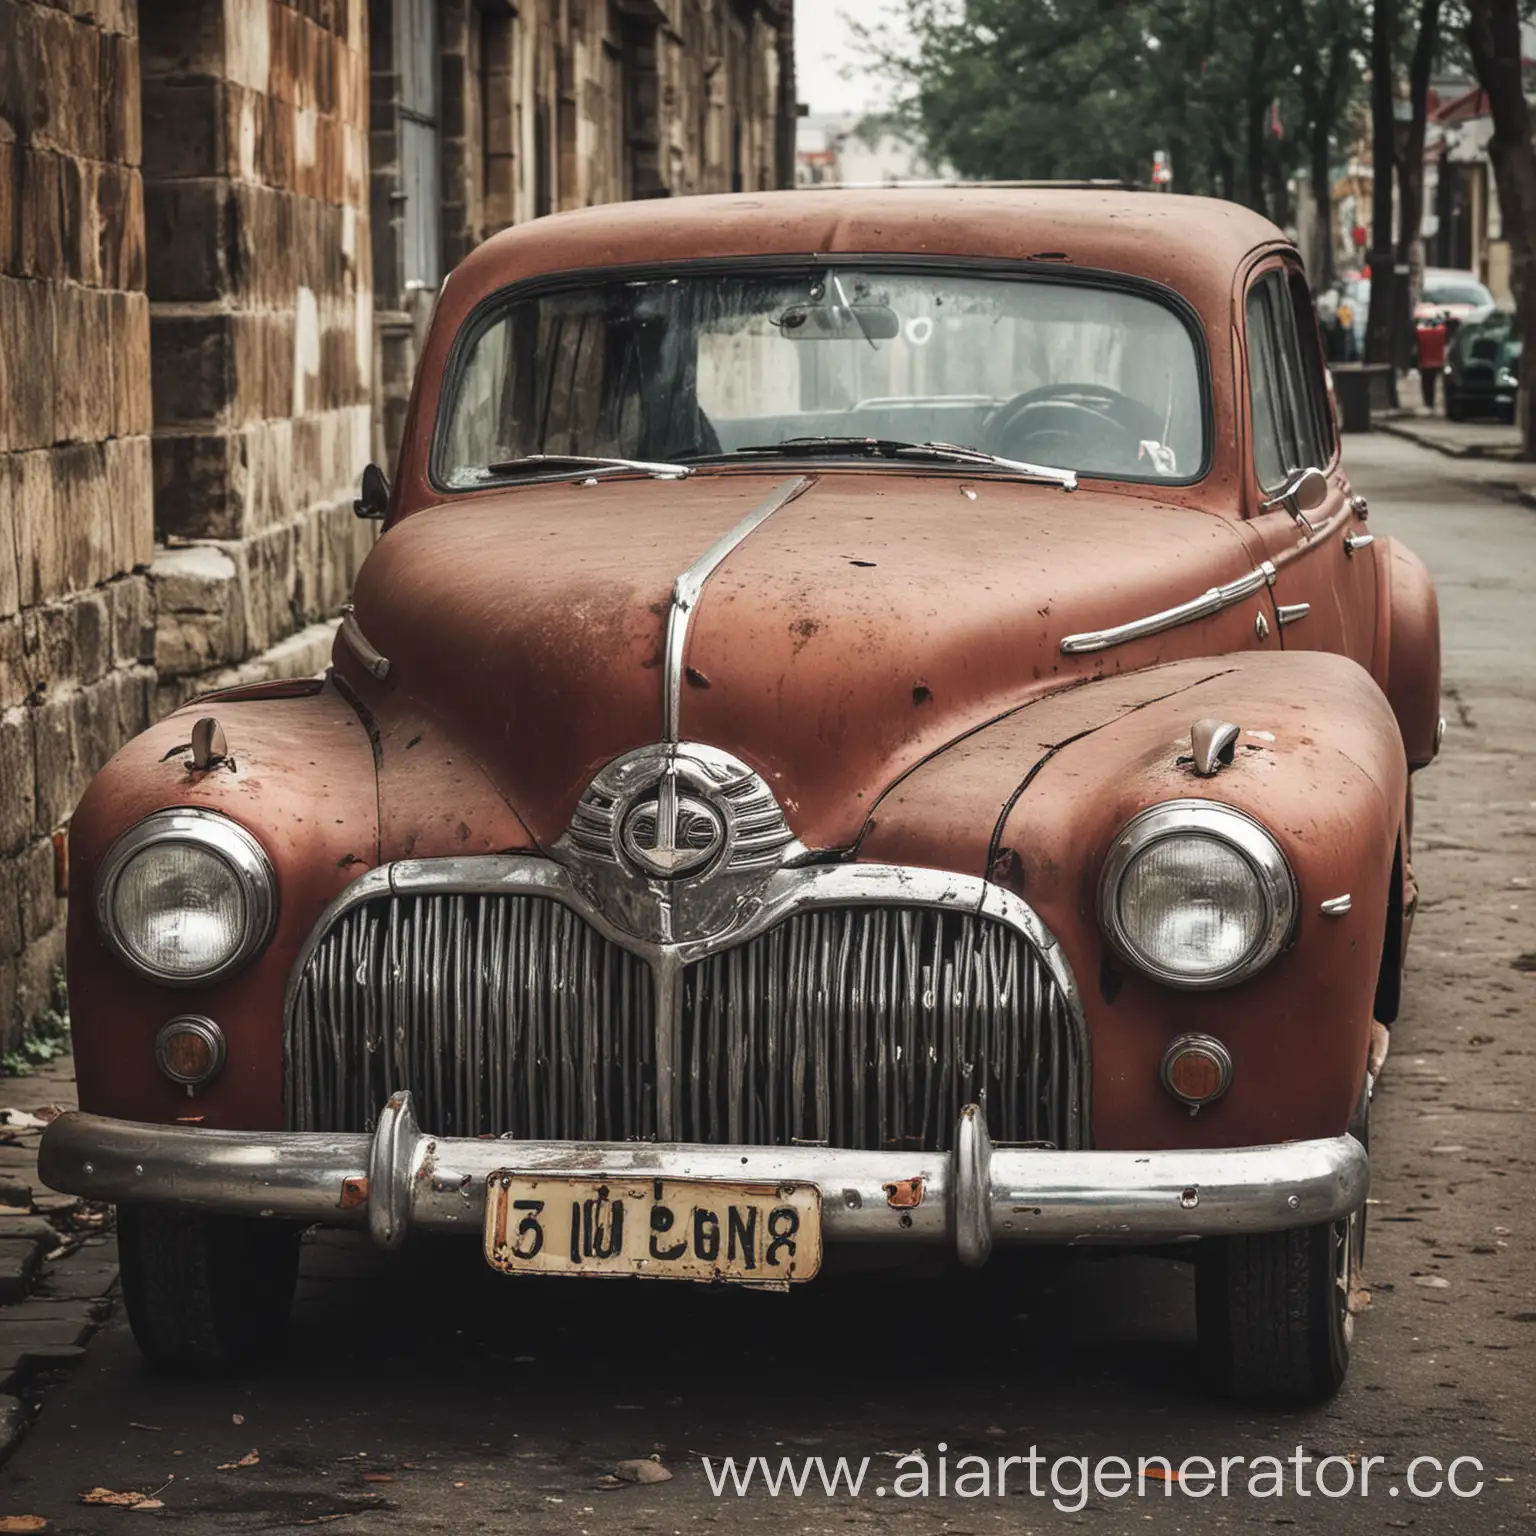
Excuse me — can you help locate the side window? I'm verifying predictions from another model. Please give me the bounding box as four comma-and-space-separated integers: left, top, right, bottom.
1287, 272, 1338, 462
1246, 270, 1332, 492
1246, 281, 1289, 490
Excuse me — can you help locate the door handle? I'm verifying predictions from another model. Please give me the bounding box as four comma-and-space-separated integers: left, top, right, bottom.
1343, 533, 1374, 555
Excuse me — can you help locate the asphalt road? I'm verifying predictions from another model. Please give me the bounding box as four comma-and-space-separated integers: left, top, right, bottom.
2, 432, 1532, 1535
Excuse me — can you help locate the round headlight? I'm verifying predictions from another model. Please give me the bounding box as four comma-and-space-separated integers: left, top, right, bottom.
1099, 800, 1296, 989
96, 810, 276, 985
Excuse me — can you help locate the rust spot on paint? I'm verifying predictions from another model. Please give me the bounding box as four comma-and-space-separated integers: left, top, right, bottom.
883, 1176, 924, 1209
685, 665, 712, 689
1099, 955, 1123, 1005
990, 846, 1021, 885
340, 1175, 370, 1210
912, 683, 932, 706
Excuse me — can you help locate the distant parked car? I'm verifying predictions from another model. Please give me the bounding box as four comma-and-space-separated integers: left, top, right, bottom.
1413, 270, 1494, 408
1443, 305, 1520, 422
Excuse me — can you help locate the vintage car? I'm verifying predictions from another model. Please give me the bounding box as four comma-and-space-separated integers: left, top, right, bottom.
1444, 304, 1521, 421
40, 190, 1441, 1405
1412, 269, 1495, 408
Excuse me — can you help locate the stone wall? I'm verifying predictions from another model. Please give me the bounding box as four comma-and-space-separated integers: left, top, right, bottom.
139, 0, 376, 717
1, 0, 156, 1039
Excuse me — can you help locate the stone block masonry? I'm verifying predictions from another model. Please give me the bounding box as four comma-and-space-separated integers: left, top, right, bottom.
1, 0, 157, 1045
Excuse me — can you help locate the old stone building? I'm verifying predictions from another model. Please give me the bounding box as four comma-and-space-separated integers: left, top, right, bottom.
0, 0, 796, 1044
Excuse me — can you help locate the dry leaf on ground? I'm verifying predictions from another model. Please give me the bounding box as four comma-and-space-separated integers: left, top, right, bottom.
217, 1450, 260, 1469
614, 1459, 672, 1485
0, 1517, 48, 1532
79, 1489, 154, 1507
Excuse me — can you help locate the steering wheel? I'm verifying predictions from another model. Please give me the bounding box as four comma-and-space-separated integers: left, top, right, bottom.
983, 382, 1163, 470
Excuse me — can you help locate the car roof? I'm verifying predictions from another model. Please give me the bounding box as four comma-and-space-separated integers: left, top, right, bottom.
444, 188, 1291, 323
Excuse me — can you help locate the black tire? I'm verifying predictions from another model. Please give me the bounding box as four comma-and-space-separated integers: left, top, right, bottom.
1444, 390, 1467, 422
1195, 1215, 1357, 1405
117, 1205, 301, 1370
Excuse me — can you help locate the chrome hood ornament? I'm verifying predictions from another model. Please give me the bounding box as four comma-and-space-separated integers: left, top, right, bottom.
558, 743, 801, 945
620, 776, 726, 878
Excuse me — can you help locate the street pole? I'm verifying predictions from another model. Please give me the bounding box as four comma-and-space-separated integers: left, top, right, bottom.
1364, 0, 1399, 405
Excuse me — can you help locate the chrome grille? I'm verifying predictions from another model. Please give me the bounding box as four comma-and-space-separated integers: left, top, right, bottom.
680, 907, 1083, 1151
287, 890, 1086, 1151
287, 894, 656, 1139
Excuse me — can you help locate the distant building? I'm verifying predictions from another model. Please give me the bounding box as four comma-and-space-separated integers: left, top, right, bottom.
795, 112, 941, 185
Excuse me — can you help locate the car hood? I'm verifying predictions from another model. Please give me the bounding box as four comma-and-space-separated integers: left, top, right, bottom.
348, 470, 1260, 850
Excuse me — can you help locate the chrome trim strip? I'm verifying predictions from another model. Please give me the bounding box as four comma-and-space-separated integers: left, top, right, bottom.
1060, 560, 1277, 654
38, 1102, 1369, 1249
282, 854, 1093, 1150
339, 605, 390, 679
1276, 602, 1310, 626
663, 476, 811, 740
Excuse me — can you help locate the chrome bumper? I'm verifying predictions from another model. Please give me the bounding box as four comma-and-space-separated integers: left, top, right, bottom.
38, 1093, 1367, 1266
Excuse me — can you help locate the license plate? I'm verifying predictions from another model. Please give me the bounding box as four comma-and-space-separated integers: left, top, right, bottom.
483, 1173, 822, 1284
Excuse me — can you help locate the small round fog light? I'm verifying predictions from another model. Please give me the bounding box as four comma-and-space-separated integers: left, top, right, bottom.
154, 1016, 226, 1090
1160, 1033, 1233, 1108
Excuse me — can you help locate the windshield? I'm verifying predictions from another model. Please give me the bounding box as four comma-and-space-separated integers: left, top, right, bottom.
437, 267, 1207, 486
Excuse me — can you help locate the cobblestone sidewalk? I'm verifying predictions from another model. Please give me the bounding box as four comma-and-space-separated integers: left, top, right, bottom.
0, 1054, 117, 1462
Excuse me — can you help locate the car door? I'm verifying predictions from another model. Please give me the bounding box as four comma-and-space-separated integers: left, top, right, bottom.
1238, 262, 1380, 673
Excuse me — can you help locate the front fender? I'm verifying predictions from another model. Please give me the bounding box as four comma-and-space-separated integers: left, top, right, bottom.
859, 652, 1408, 1150
66, 679, 380, 1129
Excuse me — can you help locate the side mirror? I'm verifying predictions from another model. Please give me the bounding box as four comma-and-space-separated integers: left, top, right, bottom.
1263, 465, 1329, 533
354, 463, 390, 521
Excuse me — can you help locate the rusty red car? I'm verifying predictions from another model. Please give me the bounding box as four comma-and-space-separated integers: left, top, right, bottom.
41, 189, 1441, 1405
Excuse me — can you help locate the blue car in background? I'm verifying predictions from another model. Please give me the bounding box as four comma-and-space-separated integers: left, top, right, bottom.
1444, 307, 1521, 422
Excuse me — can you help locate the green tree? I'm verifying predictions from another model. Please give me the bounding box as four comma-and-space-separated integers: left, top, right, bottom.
861, 0, 1372, 271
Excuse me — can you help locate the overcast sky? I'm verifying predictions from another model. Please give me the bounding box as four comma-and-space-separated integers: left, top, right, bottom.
795, 1, 904, 116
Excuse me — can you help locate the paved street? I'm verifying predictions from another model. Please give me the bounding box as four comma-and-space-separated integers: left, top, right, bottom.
0, 432, 1531, 1535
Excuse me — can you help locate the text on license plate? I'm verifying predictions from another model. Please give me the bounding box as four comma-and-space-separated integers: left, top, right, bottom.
483, 1174, 822, 1283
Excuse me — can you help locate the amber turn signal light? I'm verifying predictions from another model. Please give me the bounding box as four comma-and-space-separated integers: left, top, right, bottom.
1160, 1033, 1233, 1108
154, 1016, 226, 1091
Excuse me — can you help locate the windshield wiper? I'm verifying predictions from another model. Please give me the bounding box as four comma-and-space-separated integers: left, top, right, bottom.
469, 453, 693, 483
710, 438, 1078, 490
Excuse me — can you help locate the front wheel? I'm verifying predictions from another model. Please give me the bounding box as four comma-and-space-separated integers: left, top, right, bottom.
1195, 1206, 1362, 1405
117, 1205, 301, 1370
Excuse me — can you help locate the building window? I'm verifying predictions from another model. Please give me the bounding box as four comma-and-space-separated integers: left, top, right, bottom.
398, 0, 441, 288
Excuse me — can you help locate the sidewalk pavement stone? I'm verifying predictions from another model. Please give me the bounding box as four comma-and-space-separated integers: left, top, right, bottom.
0, 1052, 119, 1464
